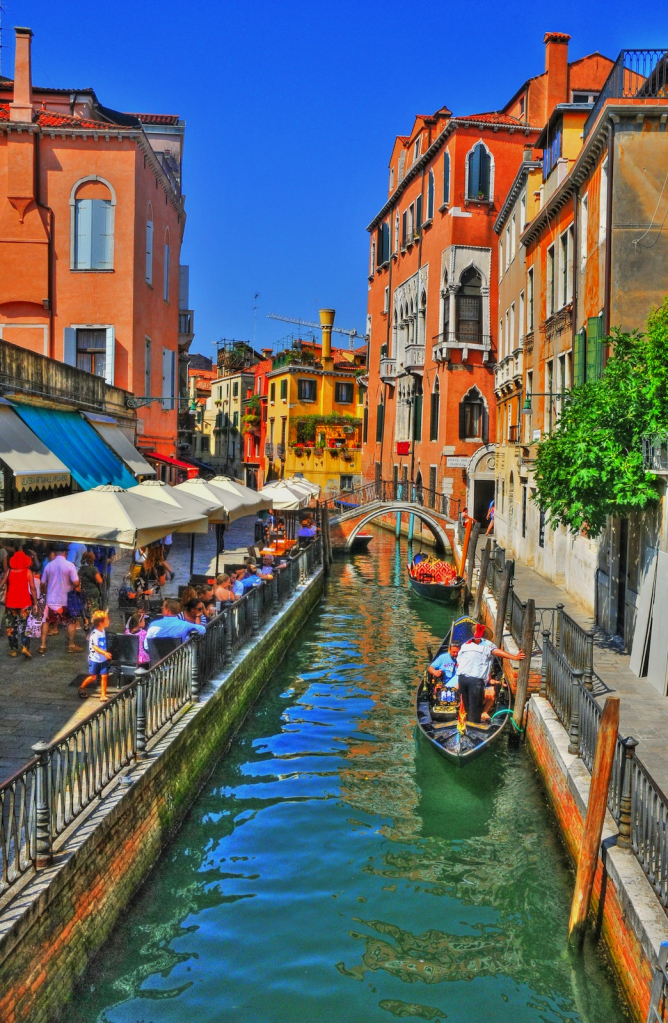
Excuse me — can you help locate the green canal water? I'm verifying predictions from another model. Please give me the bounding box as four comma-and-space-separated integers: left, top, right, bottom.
72, 528, 629, 1023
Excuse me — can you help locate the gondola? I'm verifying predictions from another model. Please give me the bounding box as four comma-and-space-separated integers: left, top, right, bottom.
350, 532, 373, 552
407, 554, 465, 605
415, 616, 512, 764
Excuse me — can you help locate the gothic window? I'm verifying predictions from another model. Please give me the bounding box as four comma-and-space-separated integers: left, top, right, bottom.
459, 387, 488, 442
429, 378, 440, 442
456, 268, 482, 343
467, 142, 492, 201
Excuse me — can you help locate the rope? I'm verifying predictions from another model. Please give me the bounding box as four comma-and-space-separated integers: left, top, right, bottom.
491, 707, 524, 733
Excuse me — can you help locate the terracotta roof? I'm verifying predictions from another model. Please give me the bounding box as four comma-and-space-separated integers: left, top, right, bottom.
129, 112, 180, 125
456, 111, 526, 126
0, 103, 131, 130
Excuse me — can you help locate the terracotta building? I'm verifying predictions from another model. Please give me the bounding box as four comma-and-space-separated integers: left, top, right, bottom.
0, 26, 187, 458
362, 33, 612, 523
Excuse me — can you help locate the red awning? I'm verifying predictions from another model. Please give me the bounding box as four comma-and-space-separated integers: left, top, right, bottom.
145, 453, 199, 479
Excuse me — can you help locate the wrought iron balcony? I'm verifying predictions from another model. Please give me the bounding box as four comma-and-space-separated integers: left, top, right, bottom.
264, 441, 274, 459
277, 443, 287, 461
379, 356, 397, 382
642, 433, 668, 474
584, 50, 668, 138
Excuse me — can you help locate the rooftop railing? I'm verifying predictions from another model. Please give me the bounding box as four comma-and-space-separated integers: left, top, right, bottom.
584, 49, 668, 138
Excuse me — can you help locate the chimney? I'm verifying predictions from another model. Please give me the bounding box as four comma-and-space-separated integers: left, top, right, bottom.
261, 348, 273, 359
319, 308, 335, 369
543, 31, 570, 123
10, 27, 33, 123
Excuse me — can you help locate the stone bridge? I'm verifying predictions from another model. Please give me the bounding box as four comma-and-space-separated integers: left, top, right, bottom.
329, 499, 456, 553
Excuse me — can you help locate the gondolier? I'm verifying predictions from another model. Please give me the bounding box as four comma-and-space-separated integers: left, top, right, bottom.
456, 624, 524, 723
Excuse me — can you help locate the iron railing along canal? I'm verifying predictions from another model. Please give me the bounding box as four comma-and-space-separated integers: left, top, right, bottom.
0, 538, 323, 897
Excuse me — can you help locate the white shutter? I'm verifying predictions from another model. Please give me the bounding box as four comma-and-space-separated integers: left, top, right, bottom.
90, 199, 113, 269
145, 221, 153, 284
75, 199, 92, 269
105, 326, 115, 385
63, 328, 77, 366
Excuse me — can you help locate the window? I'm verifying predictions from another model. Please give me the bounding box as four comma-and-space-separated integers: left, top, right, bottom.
510, 214, 516, 260
456, 268, 482, 343
519, 94, 526, 118
414, 136, 421, 161
429, 378, 440, 441
340, 474, 354, 490
459, 389, 486, 441
443, 150, 450, 205
408, 204, 414, 242
538, 505, 546, 548
76, 328, 107, 377
547, 245, 555, 317
505, 309, 510, 355
599, 157, 608, 243
74, 197, 114, 270
580, 193, 589, 272
363, 406, 368, 444
427, 170, 435, 220
280, 379, 288, 401
415, 195, 423, 236
335, 381, 354, 404
499, 318, 504, 359
527, 267, 534, 330
543, 120, 562, 180
519, 291, 525, 341
560, 231, 569, 308
586, 314, 605, 381
233, 411, 239, 428
369, 239, 376, 275
270, 381, 276, 403
163, 235, 170, 301
376, 398, 384, 442
379, 221, 390, 264
412, 379, 423, 441
572, 91, 599, 104
510, 302, 516, 351
280, 418, 287, 445
498, 237, 503, 280
467, 142, 491, 200
162, 346, 175, 411
401, 210, 407, 248
383, 286, 389, 314
545, 360, 554, 433
398, 152, 405, 182
144, 337, 152, 396
389, 167, 395, 192
505, 225, 511, 270
298, 378, 317, 402
145, 217, 153, 284
394, 211, 400, 253
519, 191, 527, 232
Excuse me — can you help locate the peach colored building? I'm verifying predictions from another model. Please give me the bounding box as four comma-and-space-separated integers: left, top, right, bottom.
0, 26, 187, 457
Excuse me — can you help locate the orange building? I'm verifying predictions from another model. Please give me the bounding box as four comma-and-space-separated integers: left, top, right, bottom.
0, 26, 186, 457
362, 33, 612, 524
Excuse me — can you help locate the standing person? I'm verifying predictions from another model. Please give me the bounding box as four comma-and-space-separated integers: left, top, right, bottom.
79, 610, 112, 700
39, 544, 82, 654
78, 552, 104, 631
455, 623, 523, 723
1, 549, 38, 658
485, 500, 495, 536
162, 534, 173, 560
67, 541, 87, 569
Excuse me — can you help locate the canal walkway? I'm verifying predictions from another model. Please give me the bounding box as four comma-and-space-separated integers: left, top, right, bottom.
0, 519, 256, 782
510, 559, 668, 793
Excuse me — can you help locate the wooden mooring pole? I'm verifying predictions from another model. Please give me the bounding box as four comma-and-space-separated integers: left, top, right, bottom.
568, 695, 620, 948
458, 516, 473, 576
512, 598, 535, 731
465, 523, 481, 600
321, 503, 331, 576
473, 538, 492, 621
493, 559, 514, 649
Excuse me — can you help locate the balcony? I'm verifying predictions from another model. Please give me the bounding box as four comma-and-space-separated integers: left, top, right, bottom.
277, 443, 286, 461
178, 309, 195, 351
265, 441, 274, 459
584, 50, 668, 139
379, 356, 397, 382
432, 331, 492, 363
404, 345, 425, 372
642, 433, 668, 474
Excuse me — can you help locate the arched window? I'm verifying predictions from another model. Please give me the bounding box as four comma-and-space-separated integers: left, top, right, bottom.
145, 203, 153, 285
71, 177, 115, 270
443, 150, 451, 204
467, 142, 492, 201
375, 392, 384, 442
418, 292, 426, 345
394, 211, 400, 253
441, 272, 450, 341
427, 169, 435, 220
412, 377, 423, 442
456, 267, 482, 343
459, 387, 488, 442
163, 229, 171, 302
409, 299, 415, 344
429, 376, 440, 441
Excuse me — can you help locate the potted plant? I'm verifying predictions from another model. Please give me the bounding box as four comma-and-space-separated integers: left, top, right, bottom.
314, 447, 324, 457
330, 448, 339, 459
294, 444, 304, 458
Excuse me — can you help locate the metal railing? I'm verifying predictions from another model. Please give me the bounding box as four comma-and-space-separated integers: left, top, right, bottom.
584, 49, 668, 138
326, 478, 461, 523
0, 538, 323, 897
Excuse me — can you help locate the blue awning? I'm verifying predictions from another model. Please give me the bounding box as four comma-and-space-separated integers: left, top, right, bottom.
12, 404, 137, 491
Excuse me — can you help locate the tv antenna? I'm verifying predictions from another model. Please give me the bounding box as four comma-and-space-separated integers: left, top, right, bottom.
267, 313, 368, 350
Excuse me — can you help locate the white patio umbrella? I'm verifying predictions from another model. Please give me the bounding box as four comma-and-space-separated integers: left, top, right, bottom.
0, 485, 207, 549
283, 476, 320, 498
175, 477, 248, 522
206, 476, 273, 518
133, 479, 225, 533
258, 480, 310, 511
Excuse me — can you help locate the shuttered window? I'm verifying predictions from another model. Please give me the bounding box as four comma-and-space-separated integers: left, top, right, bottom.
586, 315, 605, 381
75, 199, 114, 269
163, 242, 171, 301
298, 378, 317, 402
413, 392, 423, 441
427, 171, 435, 219
415, 195, 423, 237
467, 143, 491, 200
429, 389, 439, 441
145, 221, 153, 284
443, 151, 450, 204
375, 402, 384, 442
162, 347, 176, 410
573, 328, 586, 387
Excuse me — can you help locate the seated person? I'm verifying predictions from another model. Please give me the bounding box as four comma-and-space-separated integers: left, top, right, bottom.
241, 564, 263, 592
144, 598, 206, 649
214, 573, 236, 604
232, 568, 246, 597
427, 643, 460, 705
258, 555, 275, 580
197, 584, 218, 620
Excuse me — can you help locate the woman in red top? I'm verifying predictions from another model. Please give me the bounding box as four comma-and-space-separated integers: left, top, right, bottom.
1, 550, 37, 658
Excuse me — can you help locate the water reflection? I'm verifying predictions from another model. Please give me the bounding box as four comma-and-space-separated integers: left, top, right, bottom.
70, 527, 628, 1023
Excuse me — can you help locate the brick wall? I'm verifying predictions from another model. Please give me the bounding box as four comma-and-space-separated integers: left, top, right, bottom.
0, 573, 323, 1023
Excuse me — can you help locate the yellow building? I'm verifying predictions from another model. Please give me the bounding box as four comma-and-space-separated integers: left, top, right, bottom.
265, 310, 366, 493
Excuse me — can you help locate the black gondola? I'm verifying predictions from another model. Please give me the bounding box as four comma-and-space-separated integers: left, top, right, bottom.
406, 556, 465, 605
415, 616, 512, 764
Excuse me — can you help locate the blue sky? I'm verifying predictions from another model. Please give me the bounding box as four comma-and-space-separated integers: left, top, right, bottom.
10, 2, 668, 357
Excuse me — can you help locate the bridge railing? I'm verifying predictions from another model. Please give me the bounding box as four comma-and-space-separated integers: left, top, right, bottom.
0, 538, 323, 898
324, 479, 461, 522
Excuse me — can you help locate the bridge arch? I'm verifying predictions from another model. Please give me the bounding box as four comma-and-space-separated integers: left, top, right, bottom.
344, 502, 451, 553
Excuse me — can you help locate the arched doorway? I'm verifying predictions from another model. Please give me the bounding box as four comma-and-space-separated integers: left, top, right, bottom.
467, 446, 496, 525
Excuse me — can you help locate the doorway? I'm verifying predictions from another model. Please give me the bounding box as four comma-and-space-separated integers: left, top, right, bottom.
473, 480, 495, 525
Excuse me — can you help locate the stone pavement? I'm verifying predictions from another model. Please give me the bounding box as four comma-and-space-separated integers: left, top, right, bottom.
0, 518, 256, 782
510, 559, 668, 794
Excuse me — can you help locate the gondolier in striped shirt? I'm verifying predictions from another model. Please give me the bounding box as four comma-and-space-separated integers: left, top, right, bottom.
456, 624, 524, 724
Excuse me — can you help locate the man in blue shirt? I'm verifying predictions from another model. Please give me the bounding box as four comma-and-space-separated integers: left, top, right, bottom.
428, 643, 460, 693
145, 598, 206, 650
241, 565, 263, 592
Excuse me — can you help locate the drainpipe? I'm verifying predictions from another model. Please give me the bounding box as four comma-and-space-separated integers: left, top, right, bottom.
34, 128, 55, 359
603, 122, 615, 338
571, 185, 579, 363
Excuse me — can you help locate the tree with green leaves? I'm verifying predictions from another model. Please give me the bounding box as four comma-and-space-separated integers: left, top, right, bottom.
533, 299, 668, 537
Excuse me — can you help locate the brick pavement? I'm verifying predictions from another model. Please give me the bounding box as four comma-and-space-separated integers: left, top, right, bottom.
511, 559, 668, 794
0, 518, 256, 782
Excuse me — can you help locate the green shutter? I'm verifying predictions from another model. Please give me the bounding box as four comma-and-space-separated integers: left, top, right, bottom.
573, 328, 586, 387
586, 316, 602, 381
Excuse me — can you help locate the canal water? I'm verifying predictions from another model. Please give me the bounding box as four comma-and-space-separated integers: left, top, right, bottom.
72, 527, 629, 1023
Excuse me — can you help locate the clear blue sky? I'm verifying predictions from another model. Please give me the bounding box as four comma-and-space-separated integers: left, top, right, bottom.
10, 2, 668, 357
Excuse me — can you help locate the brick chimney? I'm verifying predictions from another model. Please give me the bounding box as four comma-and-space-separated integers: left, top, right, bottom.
10, 27, 33, 123
544, 32, 570, 122
261, 348, 273, 359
